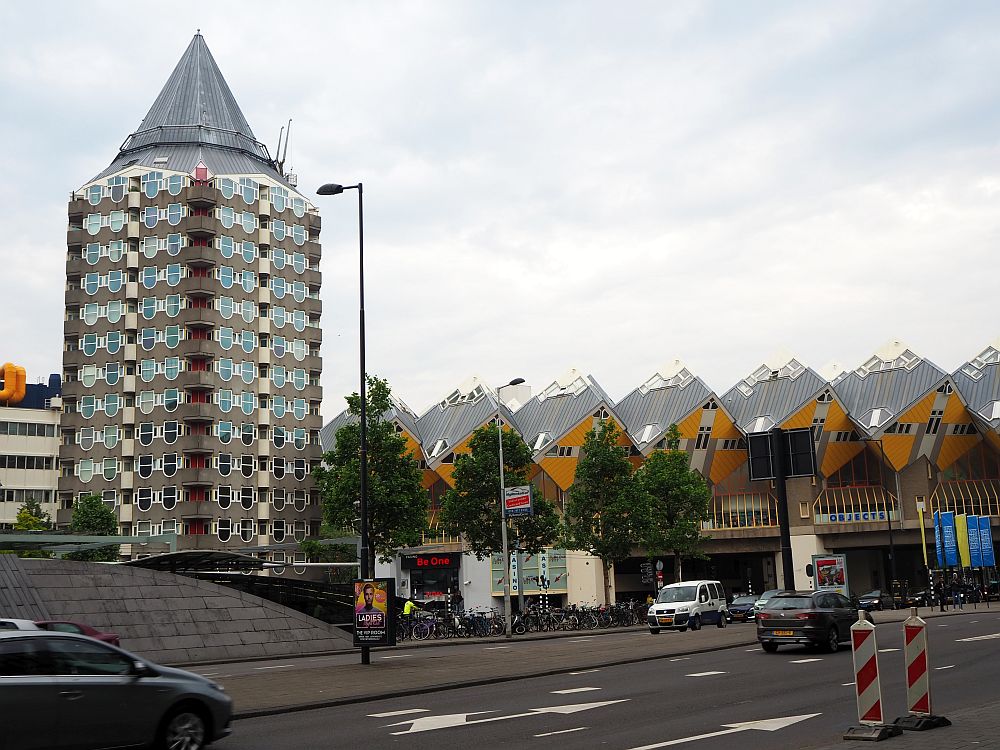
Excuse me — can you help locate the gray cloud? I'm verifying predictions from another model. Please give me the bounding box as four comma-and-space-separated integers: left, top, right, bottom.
1, 1, 998, 420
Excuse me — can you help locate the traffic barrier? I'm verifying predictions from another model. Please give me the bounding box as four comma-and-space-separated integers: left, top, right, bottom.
893, 608, 951, 731
844, 610, 901, 742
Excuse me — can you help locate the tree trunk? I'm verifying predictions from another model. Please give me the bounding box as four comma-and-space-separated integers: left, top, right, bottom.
675, 553, 683, 583
603, 560, 615, 605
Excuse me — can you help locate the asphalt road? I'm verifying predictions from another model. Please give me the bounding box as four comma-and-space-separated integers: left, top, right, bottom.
213, 612, 1000, 749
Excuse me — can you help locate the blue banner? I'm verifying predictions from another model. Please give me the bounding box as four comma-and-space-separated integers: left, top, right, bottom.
933, 511, 944, 568
968, 515, 983, 568
942, 511, 959, 567
980, 516, 996, 568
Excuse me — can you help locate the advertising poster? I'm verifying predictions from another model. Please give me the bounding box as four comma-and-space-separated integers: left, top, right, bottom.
942, 511, 959, 567
353, 578, 396, 647
956, 513, 971, 568
933, 511, 944, 569
811, 554, 849, 597
491, 549, 569, 597
980, 516, 996, 568
968, 515, 983, 568
504, 485, 533, 517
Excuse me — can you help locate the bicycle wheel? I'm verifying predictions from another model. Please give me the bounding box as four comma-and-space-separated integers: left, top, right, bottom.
413, 621, 432, 641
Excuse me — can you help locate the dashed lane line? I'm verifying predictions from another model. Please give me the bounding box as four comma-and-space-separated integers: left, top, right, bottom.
843, 682, 855, 686
254, 664, 295, 670
686, 671, 726, 677
790, 658, 823, 664
368, 709, 429, 718
484, 646, 510, 650
551, 687, 602, 694
379, 655, 414, 660
934, 665, 955, 670
535, 727, 588, 737
669, 657, 690, 662
569, 669, 601, 675
878, 648, 900, 653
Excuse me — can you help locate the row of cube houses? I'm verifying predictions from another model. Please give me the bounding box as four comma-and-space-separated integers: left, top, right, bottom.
321, 340, 1000, 532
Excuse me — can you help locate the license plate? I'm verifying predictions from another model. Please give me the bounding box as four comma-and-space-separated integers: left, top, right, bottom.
658, 617, 673, 624
772, 630, 794, 636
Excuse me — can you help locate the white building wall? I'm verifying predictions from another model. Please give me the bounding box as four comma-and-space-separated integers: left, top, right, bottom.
0, 406, 61, 526
790, 533, 828, 590
566, 549, 607, 605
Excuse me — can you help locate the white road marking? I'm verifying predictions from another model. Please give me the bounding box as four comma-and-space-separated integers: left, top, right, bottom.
625, 713, 820, 749
484, 646, 510, 650
970, 620, 978, 623
254, 664, 295, 670
878, 648, 899, 653
937, 624, 949, 627
387, 700, 628, 734
669, 657, 690, 662
535, 727, 588, 737
745, 648, 761, 652
842, 682, 855, 686
368, 708, 429, 718
551, 687, 601, 694
197, 672, 220, 677
379, 654, 414, 659
957, 633, 1000, 642
686, 671, 726, 677
569, 669, 601, 675
934, 665, 955, 670
790, 658, 823, 663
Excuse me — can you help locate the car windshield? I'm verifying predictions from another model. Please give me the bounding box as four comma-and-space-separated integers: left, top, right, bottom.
861, 590, 882, 598
732, 595, 756, 605
764, 596, 814, 610
657, 586, 697, 603
757, 590, 781, 600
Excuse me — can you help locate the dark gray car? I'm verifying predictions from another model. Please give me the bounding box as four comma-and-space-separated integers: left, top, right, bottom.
0, 630, 232, 750
756, 591, 857, 653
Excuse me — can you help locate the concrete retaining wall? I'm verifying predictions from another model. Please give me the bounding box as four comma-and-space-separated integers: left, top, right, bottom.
14, 558, 353, 664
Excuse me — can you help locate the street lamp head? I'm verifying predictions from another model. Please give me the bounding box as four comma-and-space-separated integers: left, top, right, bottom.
506, 378, 526, 387
316, 183, 345, 196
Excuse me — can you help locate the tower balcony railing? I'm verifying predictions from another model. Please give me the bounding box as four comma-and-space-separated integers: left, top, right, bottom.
813, 485, 897, 525
702, 491, 779, 530
930, 479, 1000, 517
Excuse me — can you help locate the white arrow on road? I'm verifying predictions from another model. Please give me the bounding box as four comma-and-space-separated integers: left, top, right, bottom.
625, 713, 821, 749
386, 699, 628, 735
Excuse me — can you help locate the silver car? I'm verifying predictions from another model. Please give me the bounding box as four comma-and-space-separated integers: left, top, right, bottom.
0, 630, 232, 750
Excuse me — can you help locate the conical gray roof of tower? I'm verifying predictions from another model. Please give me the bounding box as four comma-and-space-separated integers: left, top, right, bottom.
93, 33, 287, 183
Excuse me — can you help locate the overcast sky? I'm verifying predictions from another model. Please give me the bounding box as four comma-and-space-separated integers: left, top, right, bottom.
2, 1, 999, 420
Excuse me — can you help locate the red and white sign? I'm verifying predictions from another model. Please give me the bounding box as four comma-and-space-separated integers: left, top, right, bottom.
851, 614, 884, 725
504, 485, 533, 517
904, 611, 932, 716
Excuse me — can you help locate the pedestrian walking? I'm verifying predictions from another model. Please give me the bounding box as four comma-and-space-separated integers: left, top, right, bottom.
951, 573, 963, 610
936, 577, 946, 612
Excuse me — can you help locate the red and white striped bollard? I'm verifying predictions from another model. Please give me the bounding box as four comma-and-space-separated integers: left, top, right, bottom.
844, 610, 900, 741
894, 607, 951, 731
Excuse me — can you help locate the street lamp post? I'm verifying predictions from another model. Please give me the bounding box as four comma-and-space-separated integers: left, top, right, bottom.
497, 377, 525, 639
317, 182, 370, 663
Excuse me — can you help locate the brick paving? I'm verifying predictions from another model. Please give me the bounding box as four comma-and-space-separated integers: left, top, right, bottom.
813, 704, 996, 748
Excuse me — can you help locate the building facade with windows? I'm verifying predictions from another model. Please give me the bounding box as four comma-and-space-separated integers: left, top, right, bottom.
57, 34, 323, 568
322, 340, 1000, 605
0, 373, 62, 527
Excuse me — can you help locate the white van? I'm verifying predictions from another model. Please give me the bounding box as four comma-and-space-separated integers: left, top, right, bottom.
647, 580, 728, 633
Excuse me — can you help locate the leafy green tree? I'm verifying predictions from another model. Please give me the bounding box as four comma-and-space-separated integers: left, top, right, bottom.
14, 497, 51, 531
299, 537, 357, 584
441, 424, 560, 559
564, 419, 647, 603
66, 493, 119, 562
1, 497, 54, 559
313, 376, 428, 573
636, 425, 711, 582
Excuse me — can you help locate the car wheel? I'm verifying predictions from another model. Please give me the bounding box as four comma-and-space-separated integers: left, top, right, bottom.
690, 615, 701, 631
826, 626, 840, 653
717, 612, 727, 628
158, 706, 207, 750
678, 627, 687, 632
649, 628, 660, 635
761, 642, 778, 653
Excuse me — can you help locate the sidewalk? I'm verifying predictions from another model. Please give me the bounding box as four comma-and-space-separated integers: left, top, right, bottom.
220, 606, 982, 719
812, 703, 994, 749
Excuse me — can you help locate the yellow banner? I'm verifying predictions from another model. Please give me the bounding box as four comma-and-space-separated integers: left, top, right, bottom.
956, 513, 972, 568
918, 508, 929, 569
